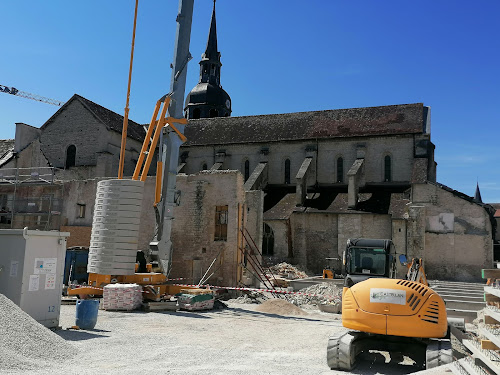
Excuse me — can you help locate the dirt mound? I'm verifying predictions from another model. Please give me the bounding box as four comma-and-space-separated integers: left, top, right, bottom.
255, 298, 308, 316
0, 293, 76, 372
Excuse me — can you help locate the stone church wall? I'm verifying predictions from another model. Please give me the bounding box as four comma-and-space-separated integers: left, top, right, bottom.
408, 182, 493, 281
39, 100, 142, 178
181, 133, 418, 186
40, 100, 103, 168
290, 212, 339, 274
263, 220, 292, 263
268, 210, 392, 275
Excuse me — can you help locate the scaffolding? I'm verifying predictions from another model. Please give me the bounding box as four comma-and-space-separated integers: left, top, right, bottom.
0, 167, 62, 230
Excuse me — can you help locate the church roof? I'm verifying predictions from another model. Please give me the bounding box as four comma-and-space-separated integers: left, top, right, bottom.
0, 139, 15, 167
0, 139, 14, 157
183, 103, 426, 146
41, 94, 145, 142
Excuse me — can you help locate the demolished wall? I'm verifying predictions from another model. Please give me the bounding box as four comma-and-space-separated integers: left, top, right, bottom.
408, 182, 494, 281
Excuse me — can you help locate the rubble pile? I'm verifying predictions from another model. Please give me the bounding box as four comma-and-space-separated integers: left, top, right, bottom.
289, 282, 342, 307
232, 291, 269, 304
267, 262, 308, 280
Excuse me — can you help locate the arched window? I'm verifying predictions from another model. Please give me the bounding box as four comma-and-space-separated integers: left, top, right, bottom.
202, 163, 208, 171
244, 160, 250, 181
262, 223, 274, 256
209, 108, 218, 118
284, 159, 291, 184
336, 157, 344, 183
192, 108, 201, 119
66, 145, 76, 169
384, 155, 392, 182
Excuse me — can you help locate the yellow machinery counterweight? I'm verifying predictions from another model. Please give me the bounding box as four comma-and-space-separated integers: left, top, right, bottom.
327, 238, 453, 371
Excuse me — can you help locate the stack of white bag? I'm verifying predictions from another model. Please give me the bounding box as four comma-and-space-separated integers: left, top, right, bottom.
102, 283, 143, 311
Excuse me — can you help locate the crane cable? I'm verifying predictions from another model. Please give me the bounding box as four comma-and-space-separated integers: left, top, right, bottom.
118, 0, 139, 179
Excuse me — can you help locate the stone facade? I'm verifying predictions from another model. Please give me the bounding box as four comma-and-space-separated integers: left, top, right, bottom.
408, 182, 494, 281
170, 171, 263, 287
39, 95, 144, 178
0, 94, 495, 283
5, 171, 262, 288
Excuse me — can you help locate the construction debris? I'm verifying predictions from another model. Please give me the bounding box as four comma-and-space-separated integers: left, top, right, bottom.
267, 262, 308, 280
231, 291, 269, 304
0, 294, 75, 372
289, 282, 342, 308
256, 299, 308, 316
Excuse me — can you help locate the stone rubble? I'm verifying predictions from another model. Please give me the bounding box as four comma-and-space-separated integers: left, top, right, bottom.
289, 282, 342, 307
267, 262, 308, 280
232, 291, 269, 304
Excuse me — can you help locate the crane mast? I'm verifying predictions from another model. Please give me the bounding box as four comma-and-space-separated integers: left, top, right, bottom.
150, 0, 194, 274
0, 84, 63, 106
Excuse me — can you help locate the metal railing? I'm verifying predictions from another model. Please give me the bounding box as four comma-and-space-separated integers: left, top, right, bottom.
0, 167, 56, 184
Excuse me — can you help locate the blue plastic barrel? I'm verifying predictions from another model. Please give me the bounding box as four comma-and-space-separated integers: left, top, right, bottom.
75, 299, 99, 329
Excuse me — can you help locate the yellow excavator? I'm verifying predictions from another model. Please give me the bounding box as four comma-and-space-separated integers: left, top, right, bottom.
327, 238, 453, 370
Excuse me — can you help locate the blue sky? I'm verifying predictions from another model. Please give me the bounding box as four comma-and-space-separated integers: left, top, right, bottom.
1, 1, 499, 202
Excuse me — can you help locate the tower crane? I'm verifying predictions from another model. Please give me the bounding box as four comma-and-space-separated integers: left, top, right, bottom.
0, 84, 63, 106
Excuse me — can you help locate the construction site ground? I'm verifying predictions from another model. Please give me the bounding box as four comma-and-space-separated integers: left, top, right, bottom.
4, 298, 453, 375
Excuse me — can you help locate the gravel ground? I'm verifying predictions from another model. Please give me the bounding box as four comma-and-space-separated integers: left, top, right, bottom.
2, 300, 453, 375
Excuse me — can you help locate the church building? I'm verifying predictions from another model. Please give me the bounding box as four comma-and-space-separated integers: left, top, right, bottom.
0, 2, 496, 282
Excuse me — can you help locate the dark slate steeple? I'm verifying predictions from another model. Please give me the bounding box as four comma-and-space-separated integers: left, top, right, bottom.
185, 0, 231, 119
474, 182, 483, 203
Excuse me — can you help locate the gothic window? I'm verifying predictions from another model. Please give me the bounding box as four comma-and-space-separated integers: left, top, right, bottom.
214, 205, 228, 241
384, 155, 392, 182
209, 109, 218, 118
66, 145, 76, 169
284, 159, 291, 184
244, 160, 250, 181
337, 157, 344, 183
262, 223, 274, 256
192, 108, 201, 119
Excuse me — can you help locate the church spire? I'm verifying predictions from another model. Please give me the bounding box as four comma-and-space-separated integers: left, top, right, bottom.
474, 182, 483, 203
184, 0, 231, 119
203, 0, 218, 62
199, 0, 221, 86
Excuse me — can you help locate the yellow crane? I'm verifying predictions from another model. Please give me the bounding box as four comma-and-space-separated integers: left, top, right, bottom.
0, 84, 63, 106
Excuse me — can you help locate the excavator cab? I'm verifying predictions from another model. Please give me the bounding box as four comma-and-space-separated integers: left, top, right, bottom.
343, 238, 396, 287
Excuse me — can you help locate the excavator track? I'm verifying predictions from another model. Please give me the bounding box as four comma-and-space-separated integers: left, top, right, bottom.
425, 339, 452, 369
327, 331, 362, 370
